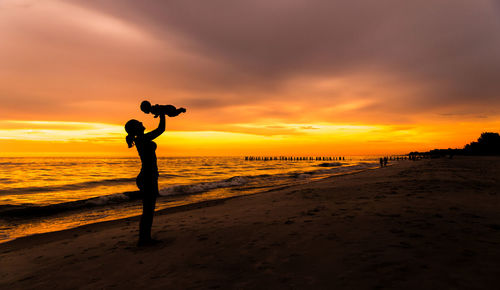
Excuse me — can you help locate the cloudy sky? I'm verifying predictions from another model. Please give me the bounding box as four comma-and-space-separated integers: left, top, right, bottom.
1, 0, 499, 155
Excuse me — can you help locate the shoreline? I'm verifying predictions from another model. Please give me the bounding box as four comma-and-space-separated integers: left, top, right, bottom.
0, 197, 235, 250
2, 157, 500, 289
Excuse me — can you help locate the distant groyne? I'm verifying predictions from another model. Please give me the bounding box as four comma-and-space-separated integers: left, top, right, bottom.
244, 156, 345, 161
243, 156, 409, 161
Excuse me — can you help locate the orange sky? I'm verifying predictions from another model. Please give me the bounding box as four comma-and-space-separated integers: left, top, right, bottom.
1, 0, 499, 156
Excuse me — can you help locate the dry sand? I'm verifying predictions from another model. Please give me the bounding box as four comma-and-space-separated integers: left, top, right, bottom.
1, 157, 500, 289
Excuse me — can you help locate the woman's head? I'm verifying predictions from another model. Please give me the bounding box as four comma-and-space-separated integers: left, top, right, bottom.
125, 119, 145, 148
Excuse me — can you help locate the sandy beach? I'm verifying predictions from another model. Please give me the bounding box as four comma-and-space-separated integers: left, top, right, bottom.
1, 156, 500, 289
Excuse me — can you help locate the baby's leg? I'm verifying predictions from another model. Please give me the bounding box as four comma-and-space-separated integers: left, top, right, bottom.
167, 108, 186, 117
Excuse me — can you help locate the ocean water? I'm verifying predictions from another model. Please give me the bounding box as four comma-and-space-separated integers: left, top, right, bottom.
0, 156, 382, 243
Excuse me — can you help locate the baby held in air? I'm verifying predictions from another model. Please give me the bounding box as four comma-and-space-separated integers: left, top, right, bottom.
140, 100, 186, 118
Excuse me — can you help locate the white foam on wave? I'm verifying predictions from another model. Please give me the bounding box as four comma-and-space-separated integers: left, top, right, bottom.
159, 176, 250, 196
308, 162, 378, 176
85, 193, 129, 206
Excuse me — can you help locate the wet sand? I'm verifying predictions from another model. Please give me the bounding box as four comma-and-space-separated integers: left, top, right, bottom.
1, 156, 500, 289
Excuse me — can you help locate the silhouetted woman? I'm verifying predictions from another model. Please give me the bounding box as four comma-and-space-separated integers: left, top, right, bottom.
125, 113, 165, 246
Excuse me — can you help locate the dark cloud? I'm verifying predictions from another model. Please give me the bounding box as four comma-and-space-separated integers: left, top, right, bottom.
71, 0, 500, 116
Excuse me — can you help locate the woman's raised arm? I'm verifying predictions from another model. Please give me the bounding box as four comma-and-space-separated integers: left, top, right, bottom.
145, 113, 165, 140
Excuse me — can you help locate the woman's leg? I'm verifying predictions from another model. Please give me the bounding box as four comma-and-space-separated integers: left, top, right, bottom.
139, 178, 158, 243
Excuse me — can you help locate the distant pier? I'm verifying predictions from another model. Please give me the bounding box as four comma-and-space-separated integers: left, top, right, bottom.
244, 156, 346, 161
244, 156, 409, 161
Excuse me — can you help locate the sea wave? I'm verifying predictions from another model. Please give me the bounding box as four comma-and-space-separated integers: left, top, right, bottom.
0, 177, 137, 195
317, 162, 343, 167
0, 176, 251, 217
0, 174, 179, 195
0, 192, 136, 217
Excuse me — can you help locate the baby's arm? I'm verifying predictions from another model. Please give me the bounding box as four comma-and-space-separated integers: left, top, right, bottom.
149, 104, 162, 118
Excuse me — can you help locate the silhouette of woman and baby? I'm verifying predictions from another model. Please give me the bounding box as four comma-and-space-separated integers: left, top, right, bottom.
125, 101, 186, 246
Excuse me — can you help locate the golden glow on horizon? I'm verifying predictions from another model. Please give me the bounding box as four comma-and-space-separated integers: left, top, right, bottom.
1, 119, 498, 157
0, 120, 123, 142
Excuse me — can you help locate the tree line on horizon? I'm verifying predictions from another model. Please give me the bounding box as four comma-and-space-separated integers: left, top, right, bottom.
409, 132, 500, 157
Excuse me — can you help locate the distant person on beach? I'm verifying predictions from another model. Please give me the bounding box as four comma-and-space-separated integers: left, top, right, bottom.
141, 100, 186, 118
379, 158, 384, 167
383, 157, 388, 167
125, 102, 185, 246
